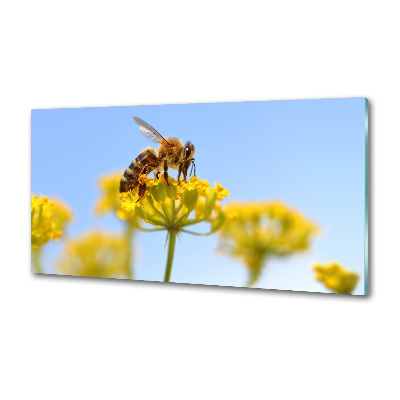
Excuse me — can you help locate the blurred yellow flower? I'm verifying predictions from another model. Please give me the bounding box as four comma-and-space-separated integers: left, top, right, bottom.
57, 230, 132, 279
313, 262, 359, 294
31, 195, 72, 249
218, 201, 319, 286
95, 171, 136, 222
95, 171, 138, 278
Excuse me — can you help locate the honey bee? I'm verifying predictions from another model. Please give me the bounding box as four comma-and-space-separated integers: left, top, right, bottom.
119, 117, 196, 200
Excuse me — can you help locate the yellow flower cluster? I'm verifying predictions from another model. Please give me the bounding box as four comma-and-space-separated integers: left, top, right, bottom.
218, 201, 319, 285
120, 174, 229, 232
31, 195, 72, 249
313, 262, 359, 294
57, 230, 131, 279
95, 172, 136, 221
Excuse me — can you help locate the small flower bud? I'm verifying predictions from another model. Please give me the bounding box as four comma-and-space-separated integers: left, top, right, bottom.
146, 193, 154, 205
183, 188, 199, 209
151, 184, 167, 204
166, 183, 177, 199
203, 192, 217, 219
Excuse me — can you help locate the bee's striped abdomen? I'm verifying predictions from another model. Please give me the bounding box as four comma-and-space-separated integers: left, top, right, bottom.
119, 149, 159, 193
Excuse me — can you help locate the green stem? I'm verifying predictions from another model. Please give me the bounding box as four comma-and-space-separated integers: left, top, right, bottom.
181, 228, 214, 236
164, 230, 177, 282
181, 218, 204, 227
32, 248, 43, 274
247, 264, 263, 287
175, 200, 184, 217
143, 215, 168, 227
136, 226, 166, 232
161, 203, 171, 223
175, 207, 193, 226
148, 201, 168, 223
171, 198, 176, 222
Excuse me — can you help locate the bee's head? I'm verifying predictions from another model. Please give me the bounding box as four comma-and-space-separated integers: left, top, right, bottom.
183, 141, 196, 177
183, 141, 195, 161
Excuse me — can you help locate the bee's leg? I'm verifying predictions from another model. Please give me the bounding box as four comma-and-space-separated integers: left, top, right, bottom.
177, 164, 183, 185
183, 166, 188, 183
163, 159, 169, 186
136, 165, 148, 203
156, 171, 161, 179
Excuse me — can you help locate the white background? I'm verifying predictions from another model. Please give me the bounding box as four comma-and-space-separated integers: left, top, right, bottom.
0, 1, 398, 399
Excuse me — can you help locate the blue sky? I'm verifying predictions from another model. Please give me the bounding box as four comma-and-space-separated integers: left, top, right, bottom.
32, 98, 367, 294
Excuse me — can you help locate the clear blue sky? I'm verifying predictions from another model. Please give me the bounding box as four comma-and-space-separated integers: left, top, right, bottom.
32, 98, 367, 294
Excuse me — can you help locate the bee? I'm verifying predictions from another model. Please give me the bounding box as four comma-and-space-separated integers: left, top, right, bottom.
119, 117, 196, 201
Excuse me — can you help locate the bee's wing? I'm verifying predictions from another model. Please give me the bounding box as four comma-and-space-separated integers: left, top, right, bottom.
133, 117, 171, 147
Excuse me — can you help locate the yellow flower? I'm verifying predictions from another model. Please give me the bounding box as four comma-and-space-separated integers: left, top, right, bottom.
57, 230, 132, 279
120, 173, 229, 282
120, 173, 229, 234
95, 171, 136, 222
312, 262, 359, 294
31, 195, 72, 249
218, 201, 319, 286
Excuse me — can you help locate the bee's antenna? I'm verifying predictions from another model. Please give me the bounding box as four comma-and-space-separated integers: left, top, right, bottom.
190, 158, 196, 177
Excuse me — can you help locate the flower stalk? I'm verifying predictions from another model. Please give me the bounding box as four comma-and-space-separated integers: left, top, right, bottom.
247, 263, 262, 288
164, 230, 177, 282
